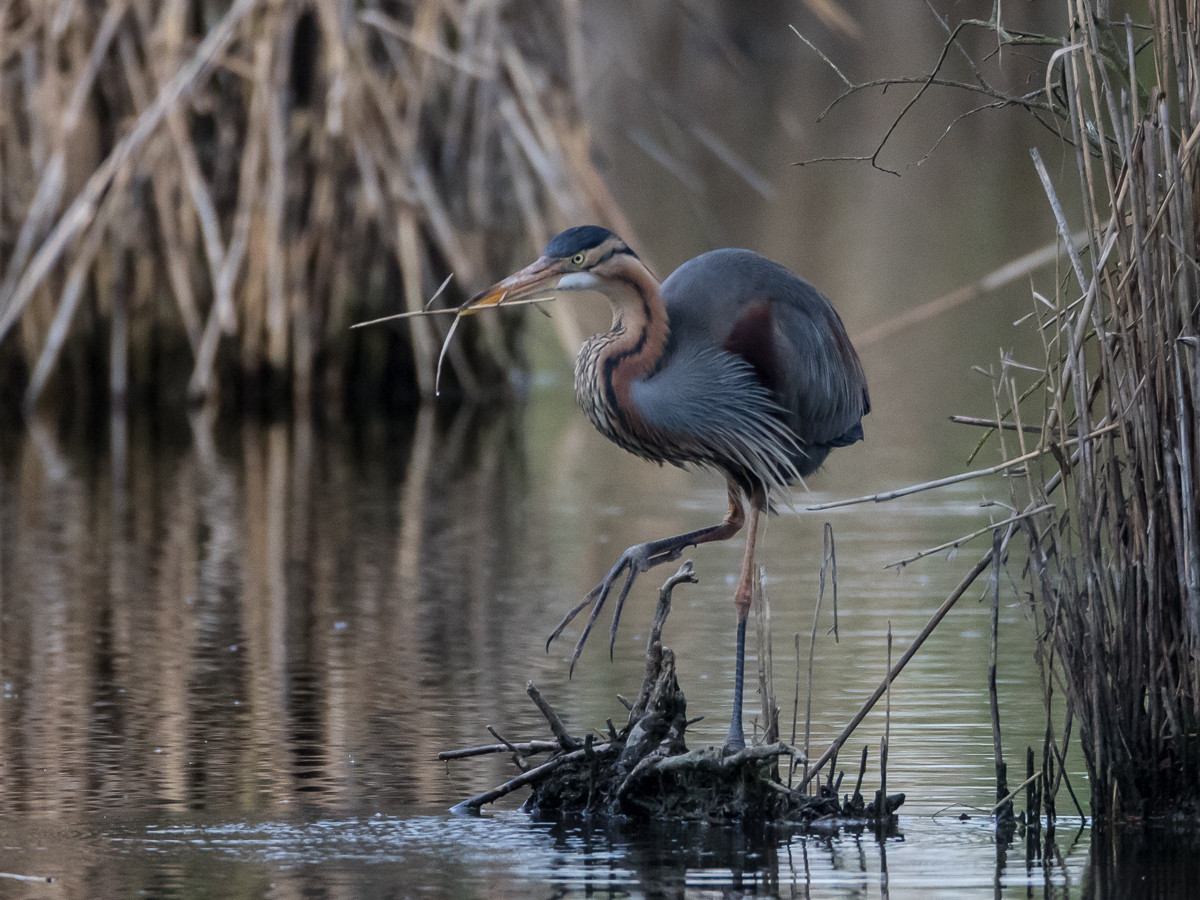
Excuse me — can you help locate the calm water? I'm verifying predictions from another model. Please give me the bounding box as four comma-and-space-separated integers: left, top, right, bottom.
2, 2, 1197, 898
0, 400, 1192, 899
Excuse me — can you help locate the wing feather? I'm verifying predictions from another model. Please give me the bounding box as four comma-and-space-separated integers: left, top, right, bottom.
660, 248, 869, 471
629, 344, 805, 496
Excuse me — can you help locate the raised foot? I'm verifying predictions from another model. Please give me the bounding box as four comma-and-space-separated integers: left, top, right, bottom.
545, 539, 689, 676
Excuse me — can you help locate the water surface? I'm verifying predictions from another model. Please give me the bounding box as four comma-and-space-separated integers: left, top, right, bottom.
1, 3, 1196, 897
0, 401, 1184, 899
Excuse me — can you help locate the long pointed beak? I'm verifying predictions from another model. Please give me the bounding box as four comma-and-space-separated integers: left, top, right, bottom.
461, 256, 561, 315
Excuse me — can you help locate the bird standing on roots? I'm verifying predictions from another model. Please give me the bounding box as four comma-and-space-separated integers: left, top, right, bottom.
463, 225, 870, 752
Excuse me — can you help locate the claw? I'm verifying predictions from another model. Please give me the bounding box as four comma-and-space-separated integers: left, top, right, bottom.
544, 544, 648, 677
607, 565, 641, 661
546, 514, 742, 676
569, 555, 631, 677
546, 590, 597, 653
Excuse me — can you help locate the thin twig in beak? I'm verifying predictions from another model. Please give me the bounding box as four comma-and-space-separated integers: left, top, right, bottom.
351, 292, 559, 330
350, 307, 458, 329
424, 273, 455, 311
350, 274, 456, 329
435, 312, 463, 396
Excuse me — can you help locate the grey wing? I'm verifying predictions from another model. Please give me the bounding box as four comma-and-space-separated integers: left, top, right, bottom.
768, 289, 870, 448
662, 248, 870, 454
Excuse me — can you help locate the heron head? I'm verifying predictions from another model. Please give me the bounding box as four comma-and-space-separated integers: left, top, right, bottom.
463, 226, 640, 312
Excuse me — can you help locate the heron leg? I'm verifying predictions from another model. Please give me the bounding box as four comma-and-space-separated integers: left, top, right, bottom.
548, 492, 746, 677
723, 499, 762, 754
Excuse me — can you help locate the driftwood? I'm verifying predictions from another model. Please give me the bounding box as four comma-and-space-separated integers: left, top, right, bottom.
441, 562, 904, 826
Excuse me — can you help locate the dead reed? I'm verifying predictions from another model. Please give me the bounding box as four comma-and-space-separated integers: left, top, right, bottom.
0, 0, 622, 415
990, 1, 1200, 820
798, 0, 1200, 822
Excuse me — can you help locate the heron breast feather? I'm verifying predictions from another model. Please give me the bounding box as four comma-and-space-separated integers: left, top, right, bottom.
627, 344, 797, 474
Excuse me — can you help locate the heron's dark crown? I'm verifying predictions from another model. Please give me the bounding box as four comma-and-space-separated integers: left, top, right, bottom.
545, 226, 636, 260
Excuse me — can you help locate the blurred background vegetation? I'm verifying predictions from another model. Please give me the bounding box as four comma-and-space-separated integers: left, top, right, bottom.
0, 0, 1067, 425
0, 0, 625, 418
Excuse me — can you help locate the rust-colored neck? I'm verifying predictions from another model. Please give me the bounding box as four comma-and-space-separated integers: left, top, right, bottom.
574, 256, 670, 453
598, 256, 670, 380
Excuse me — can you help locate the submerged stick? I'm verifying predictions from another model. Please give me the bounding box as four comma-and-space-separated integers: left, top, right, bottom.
802, 542, 829, 791
882, 624, 892, 817
989, 530, 1013, 824
755, 566, 778, 743
852, 745, 868, 808
990, 773, 1040, 815
878, 735, 888, 822
789, 632, 800, 789
825, 523, 839, 640
796, 549, 994, 792
452, 754, 567, 812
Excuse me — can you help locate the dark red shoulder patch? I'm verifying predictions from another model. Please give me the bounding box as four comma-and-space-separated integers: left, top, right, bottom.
723, 302, 781, 393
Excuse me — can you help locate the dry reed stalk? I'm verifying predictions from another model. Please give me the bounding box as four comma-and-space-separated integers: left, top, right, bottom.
0, 0, 626, 411
799, 523, 836, 792
753, 565, 779, 745
989, 529, 1013, 825
989, 2, 1200, 820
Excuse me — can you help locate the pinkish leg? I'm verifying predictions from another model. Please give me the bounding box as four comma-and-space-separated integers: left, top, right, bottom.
724, 500, 762, 753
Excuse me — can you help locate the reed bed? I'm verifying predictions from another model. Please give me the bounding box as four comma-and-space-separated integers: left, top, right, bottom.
0, 0, 620, 414
989, 1, 1200, 820
801, 0, 1200, 822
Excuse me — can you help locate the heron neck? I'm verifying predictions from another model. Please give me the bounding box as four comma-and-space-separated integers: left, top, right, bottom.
573, 263, 670, 452
600, 266, 670, 380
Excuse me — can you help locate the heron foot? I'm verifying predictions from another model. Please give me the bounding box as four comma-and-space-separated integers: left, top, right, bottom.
545, 539, 687, 677
722, 731, 746, 756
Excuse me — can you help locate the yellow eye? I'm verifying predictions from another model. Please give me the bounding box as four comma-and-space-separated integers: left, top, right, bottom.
571, 253, 586, 266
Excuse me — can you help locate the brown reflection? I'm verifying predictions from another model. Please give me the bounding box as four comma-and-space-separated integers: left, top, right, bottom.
0, 405, 532, 820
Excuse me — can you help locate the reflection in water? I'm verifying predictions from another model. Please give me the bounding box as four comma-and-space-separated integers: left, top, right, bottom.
1082, 829, 1200, 900
1, 1, 1196, 895
0, 406, 534, 818
4, 810, 1147, 899
0, 411, 1196, 898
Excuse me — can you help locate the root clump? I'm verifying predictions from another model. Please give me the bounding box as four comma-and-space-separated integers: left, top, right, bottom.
441, 562, 904, 827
